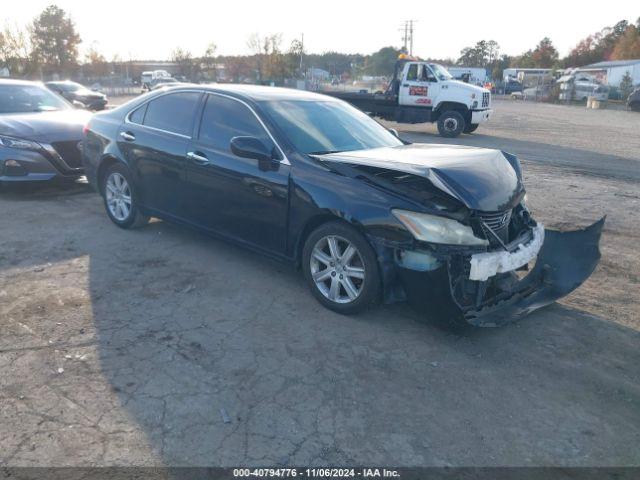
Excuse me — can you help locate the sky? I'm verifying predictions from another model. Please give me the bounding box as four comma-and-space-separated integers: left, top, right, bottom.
5, 0, 639, 61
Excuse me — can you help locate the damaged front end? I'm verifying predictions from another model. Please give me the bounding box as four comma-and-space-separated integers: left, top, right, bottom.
395, 213, 604, 327
316, 145, 604, 327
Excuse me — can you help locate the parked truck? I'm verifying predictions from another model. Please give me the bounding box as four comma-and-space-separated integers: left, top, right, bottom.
324, 55, 493, 137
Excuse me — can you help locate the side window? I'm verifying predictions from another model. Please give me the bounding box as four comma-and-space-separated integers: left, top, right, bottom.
129, 104, 147, 124
406, 64, 418, 81
419, 65, 430, 81
143, 92, 201, 136
198, 95, 273, 153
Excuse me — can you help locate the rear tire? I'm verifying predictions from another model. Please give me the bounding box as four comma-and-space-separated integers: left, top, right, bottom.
437, 110, 465, 138
302, 221, 381, 315
463, 123, 479, 134
101, 163, 149, 229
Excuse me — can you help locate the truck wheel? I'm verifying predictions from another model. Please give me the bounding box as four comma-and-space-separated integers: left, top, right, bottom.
463, 123, 479, 134
437, 111, 465, 138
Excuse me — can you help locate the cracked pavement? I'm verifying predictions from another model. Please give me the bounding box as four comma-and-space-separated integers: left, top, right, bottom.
1, 101, 639, 466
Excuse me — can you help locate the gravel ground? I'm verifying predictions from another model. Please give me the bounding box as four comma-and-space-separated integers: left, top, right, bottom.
1, 98, 639, 467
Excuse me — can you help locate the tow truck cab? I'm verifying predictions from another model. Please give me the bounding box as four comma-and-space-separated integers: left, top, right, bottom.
326, 55, 493, 138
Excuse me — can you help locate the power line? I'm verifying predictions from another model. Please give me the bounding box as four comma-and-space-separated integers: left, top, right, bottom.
399, 20, 417, 55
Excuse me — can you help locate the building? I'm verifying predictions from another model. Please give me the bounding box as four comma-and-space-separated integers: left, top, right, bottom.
577, 59, 640, 87
503, 68, 552, 83
307, 67, 330, 80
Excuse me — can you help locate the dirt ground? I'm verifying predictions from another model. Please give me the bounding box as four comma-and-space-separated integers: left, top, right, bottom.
1, 98, 639, 467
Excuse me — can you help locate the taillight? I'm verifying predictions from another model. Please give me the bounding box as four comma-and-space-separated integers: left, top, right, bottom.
82, 122, 90, 135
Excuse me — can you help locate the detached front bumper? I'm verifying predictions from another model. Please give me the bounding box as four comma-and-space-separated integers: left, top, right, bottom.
397, 218, 604, 327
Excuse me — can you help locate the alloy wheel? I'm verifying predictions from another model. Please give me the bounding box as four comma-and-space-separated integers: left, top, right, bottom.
105, 172, 132, 222
310, 235, 366, 304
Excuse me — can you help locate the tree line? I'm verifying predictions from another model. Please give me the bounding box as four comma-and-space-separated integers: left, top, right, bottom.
456, 18, 640, 81
1, 4, 639, 83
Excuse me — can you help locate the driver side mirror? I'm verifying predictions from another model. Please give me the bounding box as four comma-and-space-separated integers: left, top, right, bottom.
231, 136, 280, 171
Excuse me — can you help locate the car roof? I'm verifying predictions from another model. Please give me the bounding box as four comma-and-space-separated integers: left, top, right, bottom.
0, 78, 47, 87
46, 80, 78, 85
164, 83, 339, 103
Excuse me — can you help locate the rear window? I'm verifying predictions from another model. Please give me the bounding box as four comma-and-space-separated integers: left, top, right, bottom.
128, 104, 147, 124
143, 92, 200, 136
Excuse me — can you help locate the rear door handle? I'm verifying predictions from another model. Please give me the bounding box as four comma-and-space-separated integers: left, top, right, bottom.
120, 131, 135, 141
187, 151, 209, 165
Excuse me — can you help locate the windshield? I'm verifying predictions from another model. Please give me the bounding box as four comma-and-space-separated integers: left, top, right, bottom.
260, 100, 403, 155
53, 82, 84, 92
428, 64, 453, 81
0, 84, 71, 113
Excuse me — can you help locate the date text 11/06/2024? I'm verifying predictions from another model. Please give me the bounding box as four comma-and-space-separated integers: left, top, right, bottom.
233, 468, 400, 478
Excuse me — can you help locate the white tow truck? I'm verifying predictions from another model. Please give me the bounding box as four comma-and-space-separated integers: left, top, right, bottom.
325, 54, 493, 137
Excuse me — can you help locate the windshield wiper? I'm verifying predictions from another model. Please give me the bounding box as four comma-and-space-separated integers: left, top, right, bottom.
308, 150, 343, 155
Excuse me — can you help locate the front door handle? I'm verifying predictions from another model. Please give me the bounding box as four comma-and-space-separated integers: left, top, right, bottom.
120, 131, 136, 141
187, 151, 209, 165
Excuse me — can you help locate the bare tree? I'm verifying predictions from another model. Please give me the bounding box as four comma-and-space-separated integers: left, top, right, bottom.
202, 42, 218, 81
84, 42, 109, 78
247, 33, 264, 81
0, 24, 32, 76
171, 47, 197, 79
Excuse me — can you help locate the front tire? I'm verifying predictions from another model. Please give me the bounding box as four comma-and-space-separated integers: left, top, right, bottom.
101, 163, 149, 229
463, 123, 479, 134
302, 221, 381, 314
437, 110, 465, 138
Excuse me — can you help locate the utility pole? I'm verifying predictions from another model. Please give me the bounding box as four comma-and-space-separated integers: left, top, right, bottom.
399, 20, 416, 55
409, 20, 414, 56
300, 33, 304, 77
399, 22, 408, 53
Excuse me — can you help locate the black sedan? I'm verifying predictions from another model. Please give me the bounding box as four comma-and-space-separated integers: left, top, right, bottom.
82, 85, 603, 327
46, 80, 108, 111
0, 79, 91, 184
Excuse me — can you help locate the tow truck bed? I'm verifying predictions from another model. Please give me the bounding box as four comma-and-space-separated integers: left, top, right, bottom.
324, 90, 432, 123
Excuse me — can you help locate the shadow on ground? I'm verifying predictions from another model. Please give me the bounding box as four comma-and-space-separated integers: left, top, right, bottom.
1, 183, 639, 467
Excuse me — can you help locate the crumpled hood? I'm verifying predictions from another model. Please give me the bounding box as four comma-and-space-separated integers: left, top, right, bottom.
0, 109, 91, 142
317, 144, 523, 211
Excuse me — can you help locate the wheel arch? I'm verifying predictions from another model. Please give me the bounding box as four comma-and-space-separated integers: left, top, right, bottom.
96, 155, 126, 195
433, 101, 470, 121
293, 213, 370, 268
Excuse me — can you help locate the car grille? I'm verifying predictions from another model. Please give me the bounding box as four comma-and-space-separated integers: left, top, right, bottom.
479, 210, 511, 244
482, 92, 491, 108
52, 141, 83, 169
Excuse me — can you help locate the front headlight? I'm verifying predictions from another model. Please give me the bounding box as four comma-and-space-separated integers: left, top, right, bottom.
0, 135, 41, 150
392, 209, 488, 246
